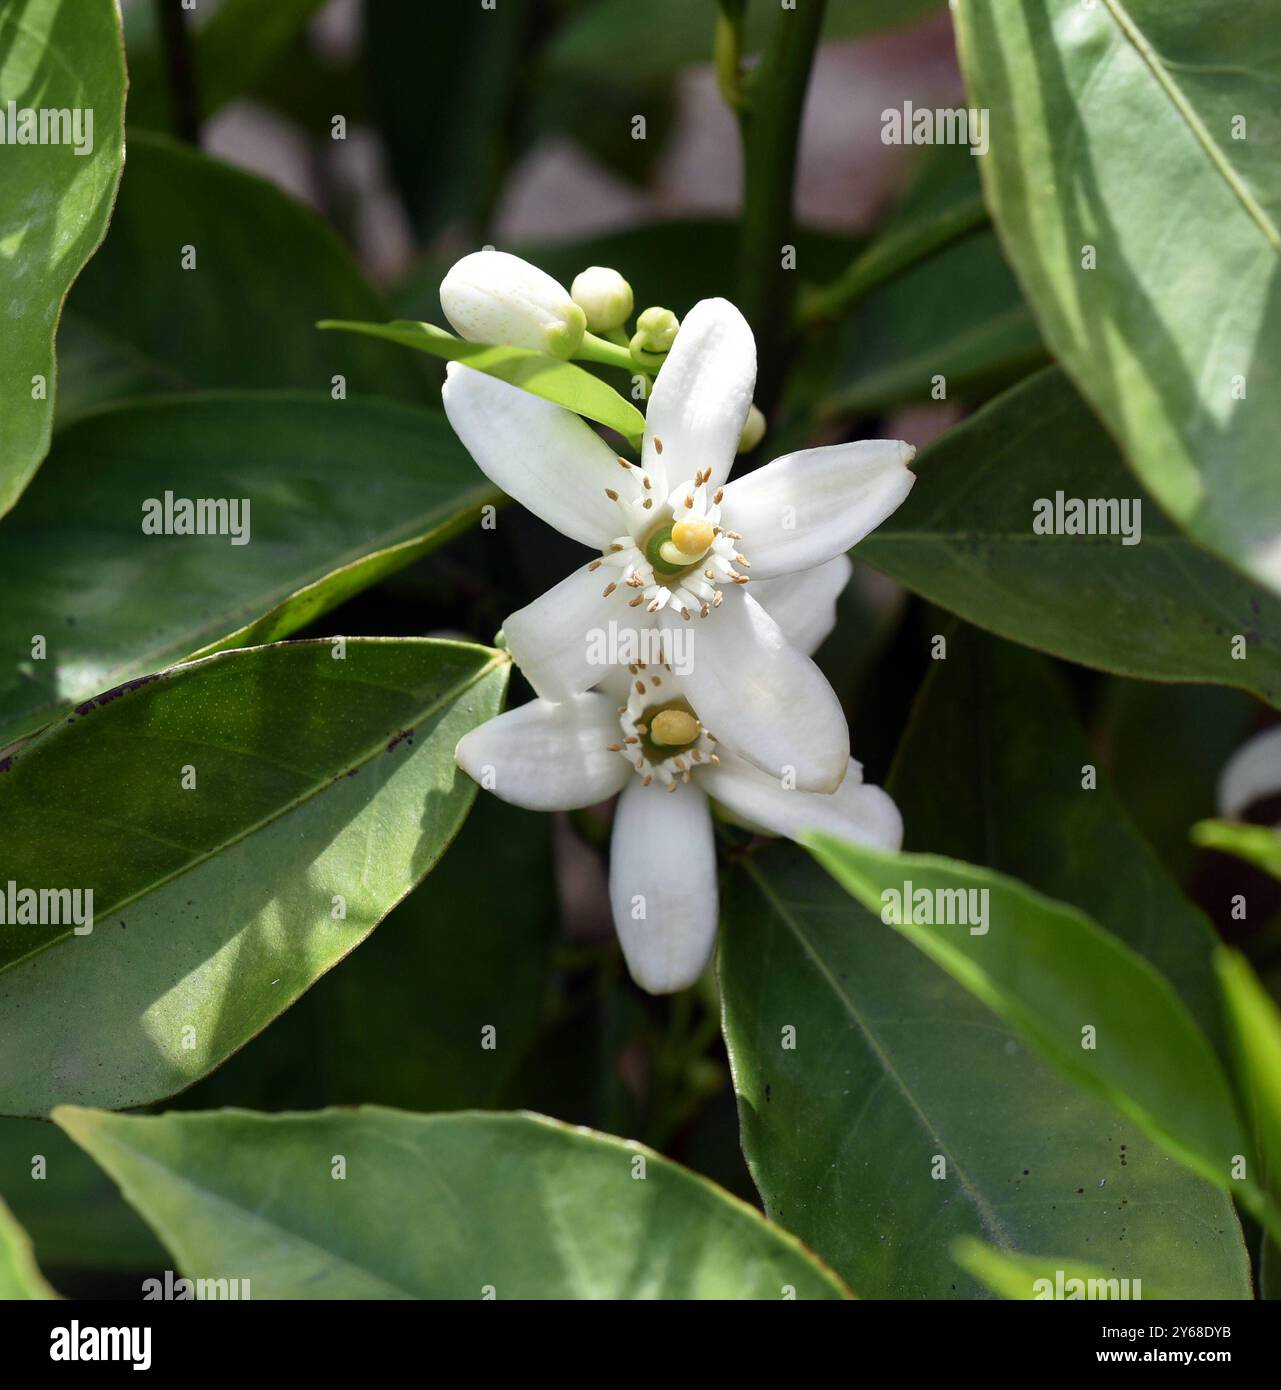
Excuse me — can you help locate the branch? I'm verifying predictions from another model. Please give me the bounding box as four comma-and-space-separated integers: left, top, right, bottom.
733, 0, 827, 411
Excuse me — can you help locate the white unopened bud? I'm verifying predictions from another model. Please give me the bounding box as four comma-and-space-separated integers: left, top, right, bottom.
440, 250, 585, 358
737, 403, 766, 453
570, 266, 634, 333
634, 306, 680, 353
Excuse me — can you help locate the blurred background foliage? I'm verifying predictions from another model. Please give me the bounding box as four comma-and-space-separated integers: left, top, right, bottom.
3, 0, 1277, 1296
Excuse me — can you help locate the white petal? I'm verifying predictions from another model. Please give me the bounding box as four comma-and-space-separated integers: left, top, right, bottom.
609, 778, 719, 993
748, 555, 852, 657
665, 586, 849, 792
443, 363, 623, 549
455, 696, 630, 812
641, 298, 755, 495
1218, 725, 1281, 819
506, 564, 654, 701
703, 751, 903, 849
440, 250, 583, 356
718, 440, 915, 579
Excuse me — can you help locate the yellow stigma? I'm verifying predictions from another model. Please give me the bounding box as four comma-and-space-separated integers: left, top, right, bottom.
649, 709, 700, 747
659, 518, 715, 567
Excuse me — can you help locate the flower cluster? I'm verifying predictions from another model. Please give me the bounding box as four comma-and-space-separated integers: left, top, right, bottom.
441, 250, 916, 993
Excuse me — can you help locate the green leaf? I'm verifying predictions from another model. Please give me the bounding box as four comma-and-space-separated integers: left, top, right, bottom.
1216, 947, 1281, 1200
858, 369, 1281, 707
1193, 821, 1281, 881
0, 1196, 55, 1298
57, 130, 426, 415
720, 843, 1251, 1299
890, 633, 1226, 1046
954, 0, 1281, 595
320, 319, 646, 446
0, 0, 125, 516
0, 392, 497, 749
0, 1117, 165, 1271
805, 836, 1274, 1239
953, 1238, 1168, 1301
0, 638, 508, 1116
178, 795, 558, 1114
55, 1106, 850, 1299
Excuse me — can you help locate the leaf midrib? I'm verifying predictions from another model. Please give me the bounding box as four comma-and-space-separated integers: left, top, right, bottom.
1100, 0, 1281, 252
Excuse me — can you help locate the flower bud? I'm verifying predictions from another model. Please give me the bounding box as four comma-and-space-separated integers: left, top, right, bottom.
440, 250, 586, 358
737, 403, 766, 453
570, 266, 634, 333
633, 305, 680, 353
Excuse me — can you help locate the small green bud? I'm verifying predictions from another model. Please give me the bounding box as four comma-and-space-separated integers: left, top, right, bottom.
634, 306, 680, 353
737, 403, 766, 453
570, 266, 634, 333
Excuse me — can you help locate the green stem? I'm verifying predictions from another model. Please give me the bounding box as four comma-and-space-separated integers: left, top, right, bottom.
734, 0, 827, 412
797, 191, 990, 326
575, 332, 665, 375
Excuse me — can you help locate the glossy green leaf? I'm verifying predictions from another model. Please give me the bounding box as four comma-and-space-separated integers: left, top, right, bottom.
953, 1238, 1168, 1301
178, 795, 558, 1114
890, 634, 1226, 1046
0, 1196, 55, 1298
720, 843, 1251, 1299
805, 836, 1274, 1239
859, 369, 1281, 707
1216, 947, 1281, 1200
0, 0, 125, 516
1193, 821, 1281, 881
55, 1106, 850, 1299
0, 392, 497, 749
319, 319, 646, 446
0, 639, 508, 1116
955, 0, 1281, 595
57, 130, 426, 416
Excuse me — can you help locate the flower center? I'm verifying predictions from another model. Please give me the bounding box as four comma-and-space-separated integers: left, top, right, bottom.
606, 667, 719, 791
591, 458, 751, 620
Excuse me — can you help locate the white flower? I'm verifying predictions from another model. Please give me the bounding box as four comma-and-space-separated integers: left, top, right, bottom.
443, 296, 915, 793
440, 250, 586, 358
570, 266, 634, 333
455, 558, 902, 994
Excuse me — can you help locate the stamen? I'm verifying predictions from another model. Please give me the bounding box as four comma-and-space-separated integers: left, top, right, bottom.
654, 437, 664, 454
